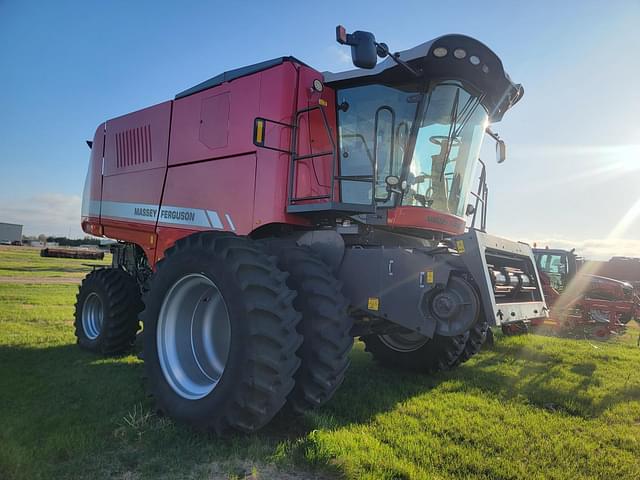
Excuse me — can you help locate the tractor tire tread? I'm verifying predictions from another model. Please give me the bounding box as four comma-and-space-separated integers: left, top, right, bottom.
141, 231, 301, 434
74, 268, 143, 356
270, 245, 353, 414
453, 318, 490, 366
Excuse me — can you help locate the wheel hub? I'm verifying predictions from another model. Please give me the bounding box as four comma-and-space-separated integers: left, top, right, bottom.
157, 273, 231, 400
81, 292, 104, 340
424, 276, 480, 336
378, 330, 429, 352
431, 292, 461, 319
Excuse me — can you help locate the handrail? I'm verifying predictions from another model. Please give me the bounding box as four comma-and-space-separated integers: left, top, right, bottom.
256, 104, 377, 213
469, 159, 488, 232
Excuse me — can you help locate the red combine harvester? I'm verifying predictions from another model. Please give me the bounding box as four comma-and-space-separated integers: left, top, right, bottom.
77, 26, 547, 432
517, 248, 639, 338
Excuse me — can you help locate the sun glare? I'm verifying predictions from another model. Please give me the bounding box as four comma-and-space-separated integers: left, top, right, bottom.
551, 184, 640, 325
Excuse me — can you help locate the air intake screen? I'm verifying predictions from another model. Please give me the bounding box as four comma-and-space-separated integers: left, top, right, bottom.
115, 125, 152, 168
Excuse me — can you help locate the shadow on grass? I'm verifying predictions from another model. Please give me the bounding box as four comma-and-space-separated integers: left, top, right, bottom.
1, 335, 638, 479
440, 339, 639, 418
318, 337, 639, 427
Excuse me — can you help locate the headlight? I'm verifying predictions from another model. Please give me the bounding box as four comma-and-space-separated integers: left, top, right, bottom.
433, 47, 448, 58
453, 48, 467, 59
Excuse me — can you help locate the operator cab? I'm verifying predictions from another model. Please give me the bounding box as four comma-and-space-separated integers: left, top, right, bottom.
533, 249, 578, 292
324, 28, 522, 236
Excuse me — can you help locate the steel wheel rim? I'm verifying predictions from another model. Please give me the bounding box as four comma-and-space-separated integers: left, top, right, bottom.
157, 273, 231, 400
379, 330, 429, 352
82, 292, 104, 340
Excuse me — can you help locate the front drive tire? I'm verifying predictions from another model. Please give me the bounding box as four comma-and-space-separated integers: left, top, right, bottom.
274, 246, 353, 413
361, 330, 469, 373
452, 317, 489, 367
74, 268, 143, 355
141, 232, 302, 433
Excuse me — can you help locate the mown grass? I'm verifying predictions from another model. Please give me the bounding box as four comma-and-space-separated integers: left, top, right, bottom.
0, 247, 639, 479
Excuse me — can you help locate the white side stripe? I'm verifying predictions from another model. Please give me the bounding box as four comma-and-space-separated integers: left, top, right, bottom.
225, 213, 236, 231
90, 200, 232, 231
159, 205, 210, 228
205, 211, 224, 229
82, 200, 102, 217
101, 201, 158, 223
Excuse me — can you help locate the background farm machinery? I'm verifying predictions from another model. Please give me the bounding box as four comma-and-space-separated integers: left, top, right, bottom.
503, 248, 639, 339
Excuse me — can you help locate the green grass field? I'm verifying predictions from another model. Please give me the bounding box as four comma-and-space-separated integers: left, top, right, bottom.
1, 246, 639, 479
0, 246, 109, 279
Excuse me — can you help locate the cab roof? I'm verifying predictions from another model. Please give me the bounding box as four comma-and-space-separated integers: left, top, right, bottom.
324, 34, 523, 122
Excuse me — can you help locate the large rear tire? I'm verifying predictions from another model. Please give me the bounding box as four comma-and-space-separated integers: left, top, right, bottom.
274, 246, 353, 413
74, 268, 143, 355
361, 329, 469, 373
141, 232, 302, 433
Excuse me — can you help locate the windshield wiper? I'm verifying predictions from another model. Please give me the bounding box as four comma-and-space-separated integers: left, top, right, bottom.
438, 92, 485, 181
439, 89, 461, 182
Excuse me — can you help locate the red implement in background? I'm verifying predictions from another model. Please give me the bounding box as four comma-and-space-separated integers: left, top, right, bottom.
514, 248, 640, 339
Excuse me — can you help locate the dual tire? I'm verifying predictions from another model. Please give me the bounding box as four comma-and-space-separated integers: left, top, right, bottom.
270, 245, 353, 413
141, 235, 353, 431
75, 233, 351, 433
141, 232, 304, 432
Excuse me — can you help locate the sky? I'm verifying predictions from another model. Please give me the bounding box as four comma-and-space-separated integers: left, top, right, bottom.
0, 0, 639, 259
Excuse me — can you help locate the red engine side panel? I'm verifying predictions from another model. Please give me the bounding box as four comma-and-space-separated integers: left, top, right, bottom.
155, 154, 257, 262
100, 101, 172, 259
103, 101, 171, 175
84, 60, 342, 267
168, 72, 263, 166
157, 61, 311, 261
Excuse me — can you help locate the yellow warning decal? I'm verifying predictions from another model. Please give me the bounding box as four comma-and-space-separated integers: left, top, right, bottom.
456, 239, 465, 253
367, 297, 380, 311
426, 270, 434, 284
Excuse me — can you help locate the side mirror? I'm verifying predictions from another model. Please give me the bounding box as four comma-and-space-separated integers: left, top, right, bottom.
486, 128, 507, 163
465, 204, 476, 216
496, 140, 506, 163
336, 25, 377, 69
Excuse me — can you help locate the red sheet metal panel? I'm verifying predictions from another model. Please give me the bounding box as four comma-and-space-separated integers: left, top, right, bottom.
291, 66, 337, 204
99, 101, 172, 255
155, 154, 259, 262
252, 62, 310, 230
169, 73, 261, 166
103, 101, 171, 176
387, 206, 466, 235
